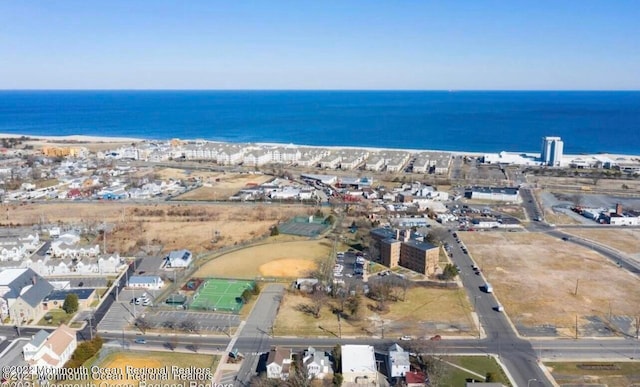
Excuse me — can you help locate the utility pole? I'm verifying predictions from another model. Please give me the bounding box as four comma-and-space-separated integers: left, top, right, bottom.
574, 279, 580, 296
575, 315, 579, 339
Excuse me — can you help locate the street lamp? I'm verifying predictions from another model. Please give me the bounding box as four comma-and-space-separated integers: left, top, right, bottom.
527, 378, 538, 387
474, 296, 481, 339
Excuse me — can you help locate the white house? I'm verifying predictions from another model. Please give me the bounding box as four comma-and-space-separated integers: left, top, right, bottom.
23, 324, 77, 372
388, 344, 411, 378
341, 345, 378, 385
303, 347, 331, 380
266, 347, 292, 380
98, 254, 125, 274
127, 275, 164, 290
166, 249, 193, 268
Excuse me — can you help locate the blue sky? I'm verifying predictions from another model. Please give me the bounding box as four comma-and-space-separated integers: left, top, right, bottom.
1, 1, 638, 89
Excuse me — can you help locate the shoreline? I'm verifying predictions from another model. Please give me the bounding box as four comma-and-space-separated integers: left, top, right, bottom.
1, 132, 639, 160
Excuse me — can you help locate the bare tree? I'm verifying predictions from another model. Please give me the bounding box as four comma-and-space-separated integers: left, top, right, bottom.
309, 291, 326, 319
134, 316, 151, 334
406, 338, 449, 387
180, 319, 198, 333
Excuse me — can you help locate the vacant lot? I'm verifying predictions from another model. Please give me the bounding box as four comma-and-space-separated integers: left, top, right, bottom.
194, 239, 334, 278
92, 350, 218, 386
547, 362, 640, 387
175, 173, 273, 200
1, 202, 305, 254
563, 228, 640, 257
460, 232, 640, 335
273, 286, 474, 338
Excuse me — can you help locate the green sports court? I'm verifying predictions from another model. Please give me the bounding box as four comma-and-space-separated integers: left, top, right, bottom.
189, 278, 255, 312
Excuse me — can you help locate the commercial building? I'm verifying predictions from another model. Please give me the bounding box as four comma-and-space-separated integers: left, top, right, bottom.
0, 268, 54, 324
370, 228, 439, 276
465, 187, 520, 202
541, 136, 564, 167
341, 345, 378, 385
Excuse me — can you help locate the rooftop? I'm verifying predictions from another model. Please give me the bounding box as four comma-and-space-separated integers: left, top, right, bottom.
341, 345, 376, 374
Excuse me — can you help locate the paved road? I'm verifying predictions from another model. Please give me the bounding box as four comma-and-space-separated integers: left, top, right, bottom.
444, 230, 551, 386
233, 284, 284, 385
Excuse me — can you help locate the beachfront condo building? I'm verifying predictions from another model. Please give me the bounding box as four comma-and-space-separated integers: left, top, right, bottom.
541, 136, 564, 167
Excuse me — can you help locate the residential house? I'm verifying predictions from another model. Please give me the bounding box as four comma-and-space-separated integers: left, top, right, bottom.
302, 347, 331, 380
165, 249, 193, 268
23, 324, 77, 372
388, 344, 410, 378
266, 347, 293, 380
341, 345, 378, 385
98, 254, 125, 274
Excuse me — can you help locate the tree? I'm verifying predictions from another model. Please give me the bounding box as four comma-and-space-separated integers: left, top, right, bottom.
485, 372, 496, 382
440, 264, 460, 280
180, 319, 198, 333
407, 338, 448, 387
309, 291, 325, 319
345, 294, 362, 320
270, 226, 280, 236
62, 293, 79, 314
134, 316, 151, 334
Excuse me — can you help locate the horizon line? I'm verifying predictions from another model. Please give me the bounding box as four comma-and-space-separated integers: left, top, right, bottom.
1, 88, 640, 92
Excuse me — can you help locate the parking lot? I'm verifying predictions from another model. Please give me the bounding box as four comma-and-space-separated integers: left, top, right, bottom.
334, 251, 367, 289
145, 310, 240, 333
133, 255, 165, 275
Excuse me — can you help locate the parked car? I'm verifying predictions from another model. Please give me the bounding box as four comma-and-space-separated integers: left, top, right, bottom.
400, 335, 412, 341
134, 338, 147, 344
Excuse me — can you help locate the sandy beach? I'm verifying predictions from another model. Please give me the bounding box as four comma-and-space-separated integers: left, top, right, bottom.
1, 132, 638, 160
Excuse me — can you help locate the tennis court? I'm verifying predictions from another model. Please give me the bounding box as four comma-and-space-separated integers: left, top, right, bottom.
278, 216, 329, 237
189, 278, 255, 312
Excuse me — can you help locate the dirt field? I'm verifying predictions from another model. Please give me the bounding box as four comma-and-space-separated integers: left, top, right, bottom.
543, 209, 582, 225
546, 362, 640, 387
259, 258, 317, 277
1, 202, 306, 254
460, 232, 640, 334
273, 286, 475, 338
194, 239, 333, 278
563, 228, 640, 256
174, 173, 273, 200
93, 350, 218, 385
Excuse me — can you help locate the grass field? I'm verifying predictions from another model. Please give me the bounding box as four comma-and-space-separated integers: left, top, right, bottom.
460, 232, 640, 334
273, 286, 475, 338
563, 228, 640, 256
37, 309, 74, 326
91, 351, 219, 386
1, 202, 305, 254
546, 361, 640, 387
442, 356, 512, 386
190, 278, 254, 311
194, 239, 334, 278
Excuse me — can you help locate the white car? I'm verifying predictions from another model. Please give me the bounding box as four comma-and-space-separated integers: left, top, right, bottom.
400, 335, 412, 341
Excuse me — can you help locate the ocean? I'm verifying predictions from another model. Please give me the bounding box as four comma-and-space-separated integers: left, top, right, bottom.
0, 90, 639, 155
